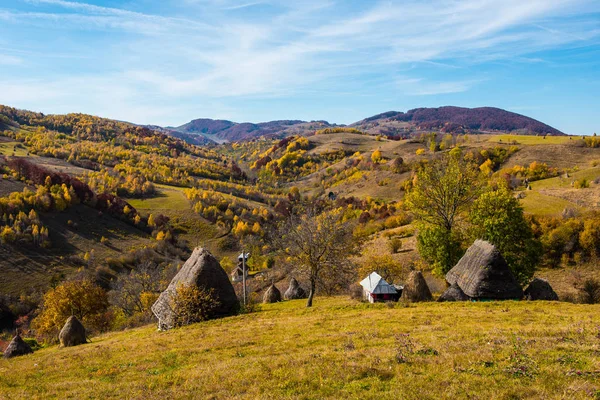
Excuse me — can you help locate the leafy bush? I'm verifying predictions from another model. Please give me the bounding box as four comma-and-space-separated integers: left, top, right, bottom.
577, 278, 600, 304
573, 178, 589, 189
388, 237, 403, 253
170, 285, 220, 327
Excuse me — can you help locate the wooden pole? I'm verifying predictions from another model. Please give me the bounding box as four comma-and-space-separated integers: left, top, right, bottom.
242, 250, 247, 306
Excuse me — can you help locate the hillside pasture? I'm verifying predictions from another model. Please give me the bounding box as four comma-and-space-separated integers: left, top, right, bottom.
127, 185, 190, 211
488, 134, 574, 146
1, 298, 599, 399
518, 167, 600, 215
0, 141, 29, 157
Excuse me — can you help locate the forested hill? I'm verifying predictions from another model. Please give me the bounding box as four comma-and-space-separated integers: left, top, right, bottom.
169, 106, 564, 143
351, 106, 564, 137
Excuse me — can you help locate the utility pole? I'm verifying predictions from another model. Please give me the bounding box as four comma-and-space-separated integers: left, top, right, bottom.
242, 249, 247, 306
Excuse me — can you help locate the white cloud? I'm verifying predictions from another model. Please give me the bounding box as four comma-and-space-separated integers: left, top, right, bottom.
0, 54, 23, 65
395, 77, 480, 96
1, 0, 599, 123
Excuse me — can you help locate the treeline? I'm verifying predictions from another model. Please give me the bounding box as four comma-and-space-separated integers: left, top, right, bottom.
81, 170, 155, 198
184, 188, 272, 235
2, 158, 169, 243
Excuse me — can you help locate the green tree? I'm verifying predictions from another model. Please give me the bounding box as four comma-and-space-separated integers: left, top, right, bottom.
580, 219, 600, 258
405, 152, 482, 274
470, 185, 542, 284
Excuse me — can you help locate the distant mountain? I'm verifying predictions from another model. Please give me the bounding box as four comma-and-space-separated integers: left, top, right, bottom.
351, 106, 565, 137
168, 106, 564, 143
169, 119, 336, 143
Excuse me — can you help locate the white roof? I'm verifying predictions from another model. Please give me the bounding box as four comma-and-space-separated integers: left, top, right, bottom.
359, 272, 397, 294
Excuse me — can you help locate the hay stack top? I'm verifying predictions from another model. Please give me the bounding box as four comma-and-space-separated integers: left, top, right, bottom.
400, 270, 432, 302
263, 284, 282, 304
3, 334, 33, 359
446, 240, 523, 300
524, 278, 558, 301
59, 316, 87, 347
152, 247, 239, 330
284, 278, 307, 300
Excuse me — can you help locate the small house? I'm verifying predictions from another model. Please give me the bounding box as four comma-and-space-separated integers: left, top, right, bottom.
230, 265, 248, 283
359, 272, 400, 303
238, 252, 250, 263
231, 252, 251, 283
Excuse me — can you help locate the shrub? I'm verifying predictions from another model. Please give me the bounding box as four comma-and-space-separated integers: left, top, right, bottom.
348, 283, 363, 301
573, 178, 589, 189
388, 237, 403, 253
577, 278, 600, 304
170, 285, 220, 327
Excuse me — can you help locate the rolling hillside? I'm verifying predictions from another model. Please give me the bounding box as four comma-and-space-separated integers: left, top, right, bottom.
351, 107, 565, 137
169, 106, 564, 143
1, 297, 599, 399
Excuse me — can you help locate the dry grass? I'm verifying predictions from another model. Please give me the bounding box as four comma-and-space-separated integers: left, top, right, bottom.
1, 297, 599, 399
518, 167, 600, 215
488, 134, 574, 146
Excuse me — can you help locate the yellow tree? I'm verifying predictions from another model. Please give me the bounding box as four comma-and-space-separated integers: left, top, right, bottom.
32, 280, 108, 340
371, 149, 382, 164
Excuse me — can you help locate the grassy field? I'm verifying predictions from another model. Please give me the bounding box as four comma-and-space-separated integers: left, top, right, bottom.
518, 167, 600, 215
519, 190, 581, 216
1, 297, 599, 399
0, 141, 29, 156
488, 135, 574, 145
530, 167, 600, 190
127, 185, 191, 211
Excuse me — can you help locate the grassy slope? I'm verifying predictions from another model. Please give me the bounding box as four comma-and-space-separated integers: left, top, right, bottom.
1, 297, 599, 399
0, 203, 155, 297
519, 167, 600, 215
488, 134, 574, 145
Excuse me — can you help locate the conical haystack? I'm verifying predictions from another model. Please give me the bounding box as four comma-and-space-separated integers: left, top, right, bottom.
263, 284, 282, 303
284, 278, 307, 300
152, 247, 239, 330
401, 271, 432, 302
438, 283, 470, 302
3, 335, 33, 359
446, 240, 523, 300
524, 278, 558, 301
59, 316, 87, 347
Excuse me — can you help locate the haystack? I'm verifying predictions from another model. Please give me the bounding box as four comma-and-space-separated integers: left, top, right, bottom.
400, 271, 432, 302
438, 283, 470, 302
59, 316, 87, 347
152, 247, 239, 330
284, 278, 306, 300
263, 284, 282, 303
524, 278, 558, 301
446, 240, 523, 300
3, 334, 33, 359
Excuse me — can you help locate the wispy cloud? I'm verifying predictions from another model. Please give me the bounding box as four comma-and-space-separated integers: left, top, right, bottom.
0, 54, 23, 65
1, 0, 599, 126
395, 78, 481, 96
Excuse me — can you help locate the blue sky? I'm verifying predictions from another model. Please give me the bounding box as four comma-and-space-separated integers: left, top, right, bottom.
0, 0, 599, 134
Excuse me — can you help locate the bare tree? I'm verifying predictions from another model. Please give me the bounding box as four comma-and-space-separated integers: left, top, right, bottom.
109, 261, 163, 316
273, 206, 363, 307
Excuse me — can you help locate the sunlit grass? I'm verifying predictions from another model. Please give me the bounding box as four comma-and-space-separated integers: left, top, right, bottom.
488, 134, 574, 145
128, 185, 190, 211
0, 141, 29, 156
1, 297, 598, 399
530, 167, 600, 190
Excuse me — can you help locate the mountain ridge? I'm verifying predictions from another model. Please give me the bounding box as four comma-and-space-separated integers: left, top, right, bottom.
168, 106, 564, 143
